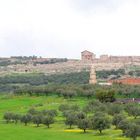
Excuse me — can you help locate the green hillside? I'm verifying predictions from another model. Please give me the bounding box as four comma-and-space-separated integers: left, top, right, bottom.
1, 95, 138, 140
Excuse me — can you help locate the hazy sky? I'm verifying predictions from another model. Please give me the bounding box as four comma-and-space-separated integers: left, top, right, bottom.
0, 0, 140, 58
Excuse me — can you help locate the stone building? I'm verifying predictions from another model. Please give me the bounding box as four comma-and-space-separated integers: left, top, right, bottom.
81, 50, 96, 62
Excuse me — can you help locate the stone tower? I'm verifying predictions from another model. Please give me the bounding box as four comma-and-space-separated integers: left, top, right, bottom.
89, 65, 97, 84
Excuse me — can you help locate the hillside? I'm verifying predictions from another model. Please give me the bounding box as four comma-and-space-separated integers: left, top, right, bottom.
0, 56, 140, 76
0, 68, 139, 93
0, 95, 133, 140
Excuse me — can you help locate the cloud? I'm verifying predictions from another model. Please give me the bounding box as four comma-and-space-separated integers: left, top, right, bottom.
70, 0, 121, 11
0, 0, 140, 58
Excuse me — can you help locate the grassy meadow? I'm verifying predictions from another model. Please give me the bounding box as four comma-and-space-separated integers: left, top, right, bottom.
0, 94, 139, 140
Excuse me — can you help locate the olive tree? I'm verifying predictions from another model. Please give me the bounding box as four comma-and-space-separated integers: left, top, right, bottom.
91, 112, 111, 134
43, 115, 54, 128
125, 104, 140, 119
118, 119, 130, 135
32, 115, 42, 127
65, 112, 77, 129
112, 114, 125, 129
12, 113, 21, 124
3, 112, 14, 123
21, 114, 32, 126
125, 123, 140, 140
78, 118, 90, 133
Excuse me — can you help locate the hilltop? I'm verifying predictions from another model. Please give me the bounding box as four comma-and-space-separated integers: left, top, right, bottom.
0, 50, 140, 76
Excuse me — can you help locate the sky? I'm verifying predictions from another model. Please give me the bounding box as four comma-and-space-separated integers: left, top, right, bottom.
0, 0, 140, 59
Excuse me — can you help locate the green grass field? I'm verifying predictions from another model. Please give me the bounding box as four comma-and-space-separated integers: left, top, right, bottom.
0, 95, 139, 140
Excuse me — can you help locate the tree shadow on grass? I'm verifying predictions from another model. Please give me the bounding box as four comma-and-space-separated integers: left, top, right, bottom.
93, 131, 107, 136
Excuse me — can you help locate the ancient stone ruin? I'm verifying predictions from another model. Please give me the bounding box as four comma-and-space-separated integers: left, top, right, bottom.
81, 50, 140, 63
89, 65, 97, 84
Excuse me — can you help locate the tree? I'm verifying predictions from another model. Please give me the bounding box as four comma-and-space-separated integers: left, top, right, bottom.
95, 104, 108, 113
43, 115, 54, 128
59, 104, 70, 112
82, 90, 95, 99
119, 86, 134, 98
112, 114, 125, 129
125, 123, 140, 140
3, 112, 13, 123
135, 119, 140, 125
70, 105, 80, 112
125, 104, 140, 119
65, 113, 77, 129
28, 108, 39, 115
83, 100, 102, 113
108, 103, 123, 116
96, 89, 116, 103
78, 118, 89, 133
32, 115, 42, 127
131, 106, 140, 119
12, 113, 21, 124
91, 112, 111, 134
62, 90, 77, 99
56, 88, 65, 97
42, 110, 57, 117
59, 104, 79, 117
118, 119, 130, 135
76, 112, 86, 120
21, 114, 32, 126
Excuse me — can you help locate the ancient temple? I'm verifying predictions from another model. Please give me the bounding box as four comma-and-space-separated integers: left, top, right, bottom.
89, 65, 97, 84
81, 50, 96, 62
